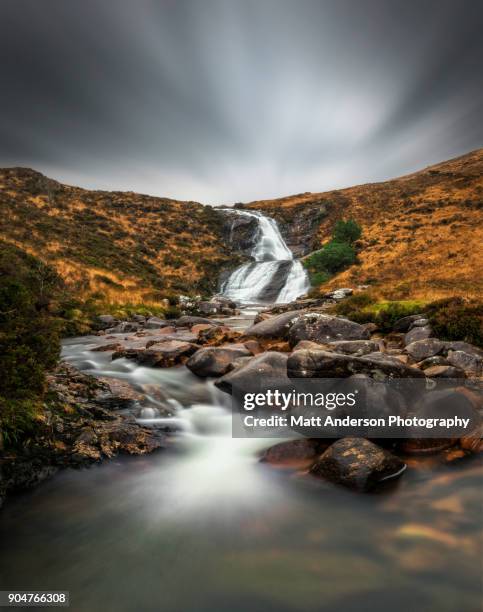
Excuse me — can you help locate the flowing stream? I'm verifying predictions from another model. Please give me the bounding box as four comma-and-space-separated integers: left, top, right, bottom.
221, 210, 310, 304
0, 314, 481, 611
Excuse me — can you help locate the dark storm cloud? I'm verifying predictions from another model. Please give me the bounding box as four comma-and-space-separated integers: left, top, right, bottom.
1, 0, 482, 202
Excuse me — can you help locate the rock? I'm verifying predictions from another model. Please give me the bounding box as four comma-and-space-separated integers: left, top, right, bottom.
198, 325, 242, 346
393, 314, 426, 333
96, 314, 118, 329
288, 313, 370, 347
146, 332, 198, 345
418, 356, 449, 369
215, 351, 289, 394
176, 315, 219, 327
191, 323, 216, 335
92, 342, 123, 352
136, 341, 199, 367
244, 310, 303, 339
398, 439, 457, 455
186, 345, 252, 377
424, 365, 466, 378
323, 288, 353, 300
145, 316, 170, 329
95, 377, 146, 409
310, 438, 406, 492
198, 301, 221, 315
287, 349, 425, 379
404, 326, 432, 345
260, 439, 325, 466
460, 425, 483, 453
292, 340, 326, 351
132, 314, 146, 323
405, 338, 445, 361
326, 340, 379, 356
443, 341, 483, 357
409, 318, 429, 328
156, 326, 177, 335
447, 350, 483, 376
242, 339, 263, 354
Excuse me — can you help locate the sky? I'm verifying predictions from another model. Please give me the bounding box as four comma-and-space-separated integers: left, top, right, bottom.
1, 0, 482, 204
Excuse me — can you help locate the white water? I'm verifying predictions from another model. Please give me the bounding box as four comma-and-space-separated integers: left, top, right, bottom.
221, 210, 309, 304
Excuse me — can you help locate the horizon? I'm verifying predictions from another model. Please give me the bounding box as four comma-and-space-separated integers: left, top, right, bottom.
1, 0, 483, 203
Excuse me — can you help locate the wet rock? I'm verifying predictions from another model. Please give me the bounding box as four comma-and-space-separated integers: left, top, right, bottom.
404, 326, 432, 345
398, 439, 457, 455
132, 314, 146, 323
136, 341, 199, 367
191, 323, 216, 335
405, 338, 445, 361
287, 349, 424, 379
288, 313, 370, 346
423, 365, 466, 378
242, 339, 263, 354
96, 314, 118, 329
443, 341, 483, 357
409, 318, 429, 328
146, 332, 198, 345
95, 377, 146, 409
260, 439, 325, 467
186, 345, 252, 377
393, 314, 426, 333
215, 351, 289, 394
244, 310, 303, 339
446, 350, 483, 376
176, 315, 219, 327
92, 342, 123, 352
418, 356, 449, 369
460, 425, 483, 453
310, 438, 406, 492
292, 340, 325, 351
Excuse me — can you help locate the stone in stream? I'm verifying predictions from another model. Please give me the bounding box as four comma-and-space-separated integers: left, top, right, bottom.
310, 438, 406, 492
325, 340, 379, 356
145, 316, 172, 329
113, 340, 199, 367
288, 313, 370, 346
260, 439, 326, 467
176, 315, 219, 328
215, 351, 289, 394
287, 349, 424, 379
186, 345, 253, 378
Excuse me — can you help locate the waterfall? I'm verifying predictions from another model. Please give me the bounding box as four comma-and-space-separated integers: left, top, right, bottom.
221, 210, 309, 305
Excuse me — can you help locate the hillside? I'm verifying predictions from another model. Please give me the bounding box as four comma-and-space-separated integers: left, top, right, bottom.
246, 149, 483, 300
0, 168, 242, 306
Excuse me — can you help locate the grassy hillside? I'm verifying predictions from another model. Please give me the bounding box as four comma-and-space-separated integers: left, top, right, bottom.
246, 149, 483, 300
0, 168, 241, 308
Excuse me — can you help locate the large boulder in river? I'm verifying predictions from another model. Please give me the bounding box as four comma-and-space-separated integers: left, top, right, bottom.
215, 351, 289, 394
405, 338, 445, 361
260, 439, 326, 467
288, 313, 370, 347
287, 349, 425, 378
145, 316, 171, 329
176, 315, 219, 327
404, 325, 432, 345
116, 341, 199, 367
186, 345, 252, 378
244, 310, 304, 340
310, 438, 406, 492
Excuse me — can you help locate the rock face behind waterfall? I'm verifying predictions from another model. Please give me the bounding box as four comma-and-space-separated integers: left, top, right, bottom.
219, 209, 309, 304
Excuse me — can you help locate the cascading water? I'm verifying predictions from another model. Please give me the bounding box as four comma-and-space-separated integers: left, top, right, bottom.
221, 210, 309, 304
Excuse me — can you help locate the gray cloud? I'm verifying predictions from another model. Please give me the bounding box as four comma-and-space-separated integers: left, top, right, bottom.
1, 0, 482, 203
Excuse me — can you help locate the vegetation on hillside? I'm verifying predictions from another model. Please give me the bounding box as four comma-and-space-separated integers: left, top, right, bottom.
303, 219, 361, 286
0, 241, 62, 448
0, 168, 243, 310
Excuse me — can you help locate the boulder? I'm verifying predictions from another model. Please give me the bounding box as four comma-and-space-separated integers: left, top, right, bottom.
215, 351, 289, 394
410, 318, 429, 328
146, 332, 198, 345
326, 340, 379, 356
423, 365, 466, 378
443, 341, 483, 357
96, 314, 118, 329
186, 345, 252, 378
405, 338, 445, 361
288, 313, 370, 347
176, 315, 219, 327
292, 340, 326, 351
404, 326, 432, 345
447, 350, 483, 377
115, 341, 199, 367
418, 356, 449, 369
145, 316, 170, 329
323, 288, 353, 300
287, 349, 425, 379
244, 310, 304, 340
260, 439, 325, 466
310, 438, 406, 492
393, 314, 426, 333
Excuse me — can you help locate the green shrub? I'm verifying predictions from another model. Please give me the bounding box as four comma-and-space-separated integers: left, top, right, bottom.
309, 271, 331, 286
304, 241, 357, 276
332, 219, 362, 244
426, 297, 483, 347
